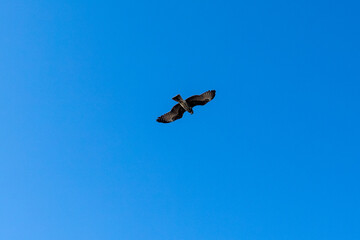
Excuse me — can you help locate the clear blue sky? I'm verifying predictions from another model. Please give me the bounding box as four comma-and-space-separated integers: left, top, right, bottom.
1, 1, 360, 239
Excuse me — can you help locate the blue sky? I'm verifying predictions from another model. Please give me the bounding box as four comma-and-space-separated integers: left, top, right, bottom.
1, 1, 359, 239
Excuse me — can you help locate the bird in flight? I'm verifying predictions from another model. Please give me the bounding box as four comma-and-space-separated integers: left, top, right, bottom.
157, 90, 216, 123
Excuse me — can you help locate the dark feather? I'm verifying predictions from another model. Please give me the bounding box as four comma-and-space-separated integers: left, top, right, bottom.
156, 104, 186, 123
186, 90, 216, 108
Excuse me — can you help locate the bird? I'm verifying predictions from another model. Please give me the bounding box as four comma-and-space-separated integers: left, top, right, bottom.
157, 90, 216, 123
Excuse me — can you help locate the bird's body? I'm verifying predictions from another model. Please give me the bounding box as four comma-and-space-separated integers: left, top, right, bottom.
172, 94, 193, 114
157, 90, 216, 123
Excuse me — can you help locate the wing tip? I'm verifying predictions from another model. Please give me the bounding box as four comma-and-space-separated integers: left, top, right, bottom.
209, 89, 216, 99
156, 117, 170, 123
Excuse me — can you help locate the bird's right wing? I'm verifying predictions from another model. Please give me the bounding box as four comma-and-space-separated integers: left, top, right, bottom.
186, 90, 216, 108
157, 104, 185, 123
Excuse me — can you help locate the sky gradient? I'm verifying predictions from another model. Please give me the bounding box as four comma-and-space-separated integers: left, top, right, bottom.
1, 1, 360, 239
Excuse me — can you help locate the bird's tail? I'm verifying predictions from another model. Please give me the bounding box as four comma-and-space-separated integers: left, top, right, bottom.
172, 94, 183, 102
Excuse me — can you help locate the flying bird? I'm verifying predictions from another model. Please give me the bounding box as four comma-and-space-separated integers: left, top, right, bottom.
157, 90, 216, 123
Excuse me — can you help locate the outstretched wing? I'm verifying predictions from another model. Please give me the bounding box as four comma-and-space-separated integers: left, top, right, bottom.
186, 90, 216, 108
157, 104, 186, 123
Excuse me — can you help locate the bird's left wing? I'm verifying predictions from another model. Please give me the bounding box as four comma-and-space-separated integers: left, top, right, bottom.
157, 104, 186, 123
